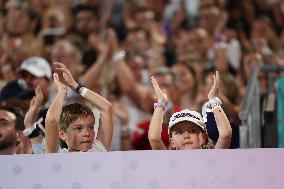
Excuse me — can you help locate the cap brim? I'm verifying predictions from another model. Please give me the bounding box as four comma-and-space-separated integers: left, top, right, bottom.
19, 68, 46, 78
169, 119, 206, 132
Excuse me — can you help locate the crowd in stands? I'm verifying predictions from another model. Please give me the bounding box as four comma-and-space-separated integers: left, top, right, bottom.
1, 0, 284, 154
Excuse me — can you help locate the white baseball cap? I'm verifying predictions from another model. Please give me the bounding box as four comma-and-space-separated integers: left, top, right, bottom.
19, 57, 52, 79
168, 109, 206, 132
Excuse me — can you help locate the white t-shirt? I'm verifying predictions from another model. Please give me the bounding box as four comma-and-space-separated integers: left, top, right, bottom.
58, 139, 107, 152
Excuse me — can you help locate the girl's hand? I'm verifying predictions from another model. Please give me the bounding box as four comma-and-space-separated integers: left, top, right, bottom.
151, 76, 168, 104
208, 71, 220, 100
53, 73, 67, 93
53, 62, 77, 89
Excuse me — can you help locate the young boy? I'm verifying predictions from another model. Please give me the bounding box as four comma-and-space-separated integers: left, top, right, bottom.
45, 62, 113, 153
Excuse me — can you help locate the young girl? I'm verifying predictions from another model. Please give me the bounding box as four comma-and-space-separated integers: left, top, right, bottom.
148, 71, 232, 150
45, 62, 113, 153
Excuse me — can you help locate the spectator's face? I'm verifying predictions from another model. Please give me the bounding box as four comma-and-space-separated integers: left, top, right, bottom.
2, 36, 30, 67
128, 56, 145, 82
134, 10, 153, 31
173, 30, 190, 51
243, 53, 262, 79
61, 115, 95, 152
20, 71, 50, 103
198, 8, 220, 35
172, 64, 195, 93
170, 122, 204, 150
5, 8, 31, 35
126, 31, 149, 55
251, 20, 269, 39
51, 44, 83, 79
75, 11, 98, 35
155, 74, 175, 101
188, 30, 209, 56
172, 9, 186, 28
0, 110, 18, 153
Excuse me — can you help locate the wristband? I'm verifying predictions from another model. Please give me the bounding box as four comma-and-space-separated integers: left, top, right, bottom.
75, 82, 84, 93
153, 102, 167, 110
201, 97, 222, 123
23, 117, 44, 137
208, 97, 222, 109
23, 125, 36, 137
112, 50, 126, 62
80, 87, 89, 97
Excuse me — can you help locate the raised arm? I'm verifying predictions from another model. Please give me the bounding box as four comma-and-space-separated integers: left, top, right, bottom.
148, 76, 168, 150
208, 71, 232, 149
45, 73, 67, 153
24, 86, 43, 130
109, 29, 149, 106
80, 32, 111, 92
53, 62, 113, 151
24, 86, 44, 147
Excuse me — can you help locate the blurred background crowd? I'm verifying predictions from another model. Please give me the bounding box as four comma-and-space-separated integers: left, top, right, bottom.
1, 0, 284, 154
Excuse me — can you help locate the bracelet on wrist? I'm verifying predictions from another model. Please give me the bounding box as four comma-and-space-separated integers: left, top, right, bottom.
75, 82, 84, 93
112, 50, 126, 62
80, 87, 89, 97
211, 103, 221, 110
153, 102, 168, 110
201, 97, 222, 123
208, 97, 222, 108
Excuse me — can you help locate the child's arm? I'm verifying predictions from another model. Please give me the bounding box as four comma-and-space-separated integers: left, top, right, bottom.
208, 72, 232, 149
82, 88, 113, 151
45, 73, 67, 153
148, 76, 168, 150
53, 62, 113, 151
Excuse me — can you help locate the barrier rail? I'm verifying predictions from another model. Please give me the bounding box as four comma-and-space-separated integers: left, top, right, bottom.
239, 65, 284, 148
0, 150, 284, 189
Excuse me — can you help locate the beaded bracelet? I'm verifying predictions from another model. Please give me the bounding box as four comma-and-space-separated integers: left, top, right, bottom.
153, 102, 167, 110
208, 97, 222, 110
211, 103, 221, 110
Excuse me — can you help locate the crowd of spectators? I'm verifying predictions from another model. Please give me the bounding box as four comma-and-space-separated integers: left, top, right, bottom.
1, 0, 284, 154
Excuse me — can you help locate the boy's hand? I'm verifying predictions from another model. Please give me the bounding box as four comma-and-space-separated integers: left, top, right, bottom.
53, 73, 67, 93
53, 62, 77, 90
